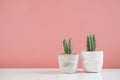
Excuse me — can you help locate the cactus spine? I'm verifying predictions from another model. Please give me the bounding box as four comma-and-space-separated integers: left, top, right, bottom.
87, 34, 96, 51
63, 38, 72, 54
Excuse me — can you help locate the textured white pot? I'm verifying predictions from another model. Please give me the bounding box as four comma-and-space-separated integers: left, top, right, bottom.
81, 51, 103, 72
58, 54, 79, 73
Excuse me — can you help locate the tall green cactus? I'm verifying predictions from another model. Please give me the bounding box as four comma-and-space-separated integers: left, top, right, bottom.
63, 38, 73, 54
87, 34, 96, 51
63, 39, 68, 54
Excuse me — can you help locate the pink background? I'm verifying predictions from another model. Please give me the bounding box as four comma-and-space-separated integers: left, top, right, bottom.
0, 0, 120, 68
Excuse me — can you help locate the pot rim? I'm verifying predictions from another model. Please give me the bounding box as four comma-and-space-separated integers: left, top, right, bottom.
58, 53, 79, 56
81, 50, 103, 52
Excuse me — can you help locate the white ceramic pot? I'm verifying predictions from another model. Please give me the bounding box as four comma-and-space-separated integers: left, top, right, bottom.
58, 54, 79, 73
81, 51, 103, 72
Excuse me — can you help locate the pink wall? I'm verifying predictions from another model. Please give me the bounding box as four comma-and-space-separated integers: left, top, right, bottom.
0, 0, 120, 68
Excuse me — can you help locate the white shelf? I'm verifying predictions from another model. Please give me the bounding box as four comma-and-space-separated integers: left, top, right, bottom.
0, 68, 120, 80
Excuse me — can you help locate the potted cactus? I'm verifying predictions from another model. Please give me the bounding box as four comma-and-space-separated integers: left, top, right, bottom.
58, 38, 79, 73
81, 35, 103, 72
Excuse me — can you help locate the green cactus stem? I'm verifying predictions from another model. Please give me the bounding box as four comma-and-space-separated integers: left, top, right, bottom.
63, 38, 73, 54
87, 34, 96, 51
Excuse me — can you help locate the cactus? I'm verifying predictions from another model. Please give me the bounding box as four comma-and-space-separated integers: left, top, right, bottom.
87, 34, 96, 51
63, 38, 73, 54
63, 39, 68, 54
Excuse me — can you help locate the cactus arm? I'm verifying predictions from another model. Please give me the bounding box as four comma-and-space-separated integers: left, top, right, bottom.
90, 35, 94, 51
87, 36, 90, 51
93, 34, 96, 51
63, 39, 68, 54
68, 38, 72, 54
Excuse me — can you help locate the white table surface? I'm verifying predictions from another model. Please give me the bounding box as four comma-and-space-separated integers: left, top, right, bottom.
0, 68, 120, 80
